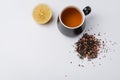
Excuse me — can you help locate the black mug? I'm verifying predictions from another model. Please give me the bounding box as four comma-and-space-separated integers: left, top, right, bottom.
57, 6, 91, 37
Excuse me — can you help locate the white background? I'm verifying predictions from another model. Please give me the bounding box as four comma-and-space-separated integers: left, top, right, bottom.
0, 0, 120, 80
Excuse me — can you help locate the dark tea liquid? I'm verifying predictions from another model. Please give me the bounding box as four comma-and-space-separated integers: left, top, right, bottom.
61, 7, 83, 28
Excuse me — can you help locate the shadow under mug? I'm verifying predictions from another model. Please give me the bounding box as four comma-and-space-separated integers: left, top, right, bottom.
57, 6, 91, 37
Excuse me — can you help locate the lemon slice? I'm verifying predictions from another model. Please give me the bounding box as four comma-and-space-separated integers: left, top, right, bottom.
32, 4, 52, 24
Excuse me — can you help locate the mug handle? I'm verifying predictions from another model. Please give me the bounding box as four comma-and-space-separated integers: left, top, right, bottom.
83, 6, 91, 15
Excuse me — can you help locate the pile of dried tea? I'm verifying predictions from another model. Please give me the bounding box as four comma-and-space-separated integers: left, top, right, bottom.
76, 33, 101, 59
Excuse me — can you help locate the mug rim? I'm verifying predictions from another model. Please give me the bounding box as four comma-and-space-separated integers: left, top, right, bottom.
59, 6, 85, 29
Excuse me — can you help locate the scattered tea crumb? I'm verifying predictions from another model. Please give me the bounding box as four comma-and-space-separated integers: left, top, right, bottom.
92, 62, 94, 64
78, 64, 84, 67
90, 27, 93, 30
99, 58, 101, 59
98, 32, 101, 36
109, 40, 112, 43
65, 75, 67, 77
81, 65, 84, 67
97, 24, 100, 26
78, 64, 80, 67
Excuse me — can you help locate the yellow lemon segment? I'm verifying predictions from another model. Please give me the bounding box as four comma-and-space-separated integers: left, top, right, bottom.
33, 4, 52, 24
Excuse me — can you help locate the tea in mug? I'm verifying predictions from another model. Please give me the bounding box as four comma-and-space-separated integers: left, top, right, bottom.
61, 7, 83, 28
